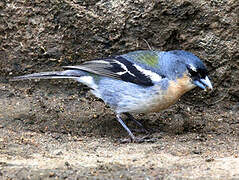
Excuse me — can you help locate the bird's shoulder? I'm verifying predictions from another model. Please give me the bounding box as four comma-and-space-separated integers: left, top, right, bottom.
120, 50, 160, 67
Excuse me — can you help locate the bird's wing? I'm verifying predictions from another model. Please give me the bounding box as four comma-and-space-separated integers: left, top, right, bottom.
64, 51, 164, 86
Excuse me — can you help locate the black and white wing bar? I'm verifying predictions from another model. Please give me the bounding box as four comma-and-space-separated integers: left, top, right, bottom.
64, 56, 163, 86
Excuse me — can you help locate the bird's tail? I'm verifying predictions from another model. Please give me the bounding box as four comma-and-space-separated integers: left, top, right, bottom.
10, 70, 85, 81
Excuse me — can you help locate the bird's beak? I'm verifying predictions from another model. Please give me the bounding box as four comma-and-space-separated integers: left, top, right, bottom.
193, 76, 213, 90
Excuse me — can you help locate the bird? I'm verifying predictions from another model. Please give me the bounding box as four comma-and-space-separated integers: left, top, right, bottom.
11, 50, 213, 142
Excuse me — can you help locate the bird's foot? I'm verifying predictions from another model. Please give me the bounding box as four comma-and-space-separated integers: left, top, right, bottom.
131, 127, 148, 133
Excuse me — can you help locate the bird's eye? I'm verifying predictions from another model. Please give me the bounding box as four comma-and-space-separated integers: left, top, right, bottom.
186, 65, 198, 77
198, 68, 207, 79
187, 65, 207, 80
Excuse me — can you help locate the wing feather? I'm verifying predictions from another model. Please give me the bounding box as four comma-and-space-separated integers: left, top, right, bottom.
64, 55, 163, 86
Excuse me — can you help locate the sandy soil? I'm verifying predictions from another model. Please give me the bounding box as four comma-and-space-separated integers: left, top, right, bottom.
0, 81, 239, 179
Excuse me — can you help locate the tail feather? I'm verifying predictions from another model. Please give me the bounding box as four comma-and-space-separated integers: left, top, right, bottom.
10, 70, 84, 81
10, 69, 100, 91
11, 69, 101, 96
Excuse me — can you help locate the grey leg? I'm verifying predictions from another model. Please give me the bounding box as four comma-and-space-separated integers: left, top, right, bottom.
116, 114, 136, 140
124, 113, 148, 133
116, 114, 157, 143
124, 113, 144, 128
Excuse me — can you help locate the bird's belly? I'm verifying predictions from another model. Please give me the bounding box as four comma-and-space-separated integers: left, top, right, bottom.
115, 88, 179, 114
128, 91, 180, 113
148, 92, 181, 112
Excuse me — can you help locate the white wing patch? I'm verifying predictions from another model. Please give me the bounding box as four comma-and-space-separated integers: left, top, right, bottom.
90, 60, 111, 64
133, 64, 162, 82
113, 60, 136, 77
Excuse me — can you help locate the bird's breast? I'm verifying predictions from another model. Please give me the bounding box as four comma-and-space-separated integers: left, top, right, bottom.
150, 73, 196, 112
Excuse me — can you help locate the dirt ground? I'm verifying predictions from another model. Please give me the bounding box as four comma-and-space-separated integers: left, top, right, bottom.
0, 0, 239, 179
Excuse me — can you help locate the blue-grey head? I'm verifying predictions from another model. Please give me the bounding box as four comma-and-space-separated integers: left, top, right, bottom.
171, 50, 213, 90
